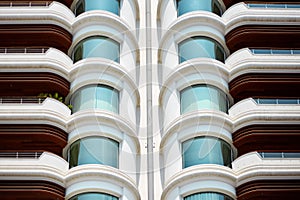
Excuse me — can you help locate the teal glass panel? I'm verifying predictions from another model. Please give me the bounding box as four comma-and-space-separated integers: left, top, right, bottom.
71, 84, 119, 114
184, 192, 233, 200
69, 192, 118, 200
75, 0, 120, 16
177, 0, 224, 16
182, 136, 232, 168
73, 36, 120, 63
179, 37, 225, 63
180, 84, 228, 114
69, 137, 119, 168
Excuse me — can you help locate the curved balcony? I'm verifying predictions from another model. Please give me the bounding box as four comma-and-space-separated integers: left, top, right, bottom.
0, 97, 71, 130
157, 0, 225, 32
159, 61, 231, 129
71, 0, 139, 31
65, 164, 140, 200
233, 152, 300, 199
224, 3, 300, 53
69, 59, 140, 126
161, 165, 235, 200
229, 98, 300, 156
160, 111, 233, 185
0, 152, 68, 199
0, 48, 72, 80
227, 48, 300, 82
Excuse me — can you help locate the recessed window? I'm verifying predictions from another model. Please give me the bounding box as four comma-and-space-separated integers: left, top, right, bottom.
184, 192, 233, 200
182, 136, 233, 168
68, 136, 119, 168
178, 36, 225, 63
71, 84, 119, 114
69, 192, 118, 200
180, 84, 229, 114
177, 0, 224, 16
73, 36, 120, 63
75, 0, 120, 16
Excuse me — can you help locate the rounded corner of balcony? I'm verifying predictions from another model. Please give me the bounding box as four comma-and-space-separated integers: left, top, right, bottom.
162, 165, 235, 200
66, 164, 140, 200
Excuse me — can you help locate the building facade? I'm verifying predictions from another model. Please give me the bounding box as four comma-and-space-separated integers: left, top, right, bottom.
0, 0, 300, 199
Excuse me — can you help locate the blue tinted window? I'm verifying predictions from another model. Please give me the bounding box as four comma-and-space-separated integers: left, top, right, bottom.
71, 84, 119, 114
184, 192, 233, 200
177, 0, 223, 16
69, 192, 118, 200
179, 37, 225, 63
69, 137, 119, 168
73, 36, 120, 63
182, 136, 232, 168
75, 0, 120, 16
180, 84, 228, 114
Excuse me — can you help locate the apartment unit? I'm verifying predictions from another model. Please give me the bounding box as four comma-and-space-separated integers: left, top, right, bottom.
0, 0, 299, 199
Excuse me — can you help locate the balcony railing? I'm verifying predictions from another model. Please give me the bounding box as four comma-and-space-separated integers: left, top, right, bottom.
247, 4, 300, 9
250, 49, 300, 55
0, 97, 46, 104
254, 98, 300, 105
0, 152, 43, 158
259, 152, 300, 158
0, 47, 48, 54
0, 1, 50, 7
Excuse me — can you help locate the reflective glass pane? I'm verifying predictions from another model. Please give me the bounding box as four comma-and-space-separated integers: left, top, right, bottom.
69, 192, 118, 200
71, 84, 119, 113
73, 36, 120, 63
75, 0, 120, 16
258, 99, 276, 104
180, 84, 228, 114
272, 49, 291, 54
179, 37, 225, 63
182, 136, 232, 168
184, 192, 233, 200
177, 0, 223, 16
278, 99, 298, 104
69, 137, 119, 168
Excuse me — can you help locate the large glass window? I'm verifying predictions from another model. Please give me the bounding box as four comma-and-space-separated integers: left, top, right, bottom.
177, 0, 224, 16
182, 136, 233, 168
179, 36, 225, 63
75, 0, 120, 16
73, 36, 120, 63
184, 192, 233, 200
180, 84, 229, 114
69, 192, 118, 200
69, 137, 119, 168
71, 84, 119, 114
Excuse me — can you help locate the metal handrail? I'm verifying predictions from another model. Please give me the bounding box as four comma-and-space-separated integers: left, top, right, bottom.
0, 152, 43, 158
254, 98, 300, 105
0, 97, 46, 104
259, 152, 300, 158
0, 47, 48, 54
248, 3, 300, 9
0, 1, 50, 7
251, 49, 300, 55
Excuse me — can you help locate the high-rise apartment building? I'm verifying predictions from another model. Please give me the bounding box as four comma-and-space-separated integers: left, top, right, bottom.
0, 0, 299, 199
